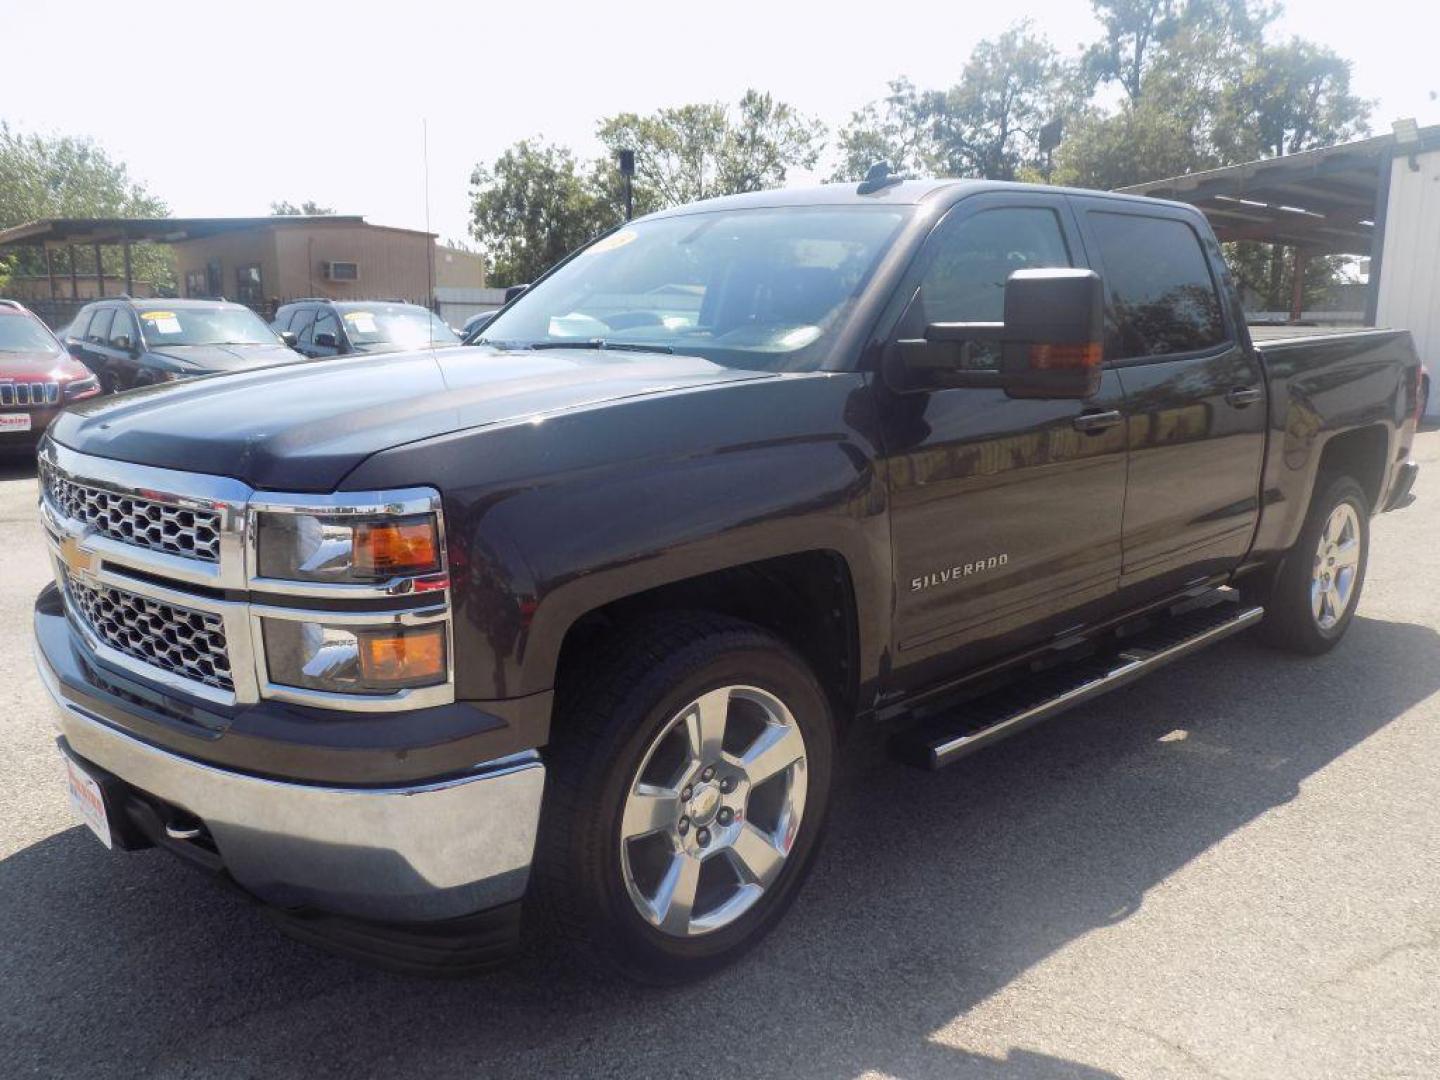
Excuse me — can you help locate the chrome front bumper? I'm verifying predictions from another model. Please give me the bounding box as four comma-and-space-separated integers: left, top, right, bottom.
36, 649, 546, 923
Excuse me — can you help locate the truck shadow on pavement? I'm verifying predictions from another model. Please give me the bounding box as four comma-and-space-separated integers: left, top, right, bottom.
3, 615, 1438, 1079
0, 455, 39, 482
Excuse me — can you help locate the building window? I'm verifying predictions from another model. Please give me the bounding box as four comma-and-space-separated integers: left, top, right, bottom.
324, 261, 360, 282
235, 264, 264, 307
184, 270, 206, 297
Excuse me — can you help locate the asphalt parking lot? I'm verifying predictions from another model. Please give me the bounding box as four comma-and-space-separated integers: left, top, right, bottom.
2, 435, 1437, 1080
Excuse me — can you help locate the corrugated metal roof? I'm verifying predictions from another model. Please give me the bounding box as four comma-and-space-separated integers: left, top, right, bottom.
0, 215, 435, 249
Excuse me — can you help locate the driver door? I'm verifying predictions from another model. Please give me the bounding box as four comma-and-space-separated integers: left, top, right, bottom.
874, 193, 1130, 696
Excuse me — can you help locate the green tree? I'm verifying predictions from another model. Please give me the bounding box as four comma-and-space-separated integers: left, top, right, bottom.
0, 124, 173, 290
829, 78, 931, 182
1213, 38, 1370, 160
468, 140, 613, 285
831, 26, 1073, 183
596, 90, 825, 213
269, 199, 334, 215
926, 23, 1066, 181
1051, 97, 1212, 189
1053, 0, 1309, 189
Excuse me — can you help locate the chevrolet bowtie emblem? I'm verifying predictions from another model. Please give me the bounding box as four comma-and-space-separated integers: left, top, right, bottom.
59, 535, 96, 577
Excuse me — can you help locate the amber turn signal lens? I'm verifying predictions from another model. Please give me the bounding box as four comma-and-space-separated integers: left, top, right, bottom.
358, 626, 447, 685
355, 519, 440, 575
1029, 342, 1103, 371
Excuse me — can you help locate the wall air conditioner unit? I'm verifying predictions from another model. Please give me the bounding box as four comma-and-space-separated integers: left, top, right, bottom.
323, 261, 360, 282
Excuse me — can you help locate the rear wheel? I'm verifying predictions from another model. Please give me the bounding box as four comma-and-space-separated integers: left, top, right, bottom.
534, 613, 835, 983
1260, 474, 1370, 654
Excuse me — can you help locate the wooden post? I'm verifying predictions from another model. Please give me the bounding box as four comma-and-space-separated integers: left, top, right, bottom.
1289, 246, 1306, 323
68, 245, 79, 299
45, 246, 58, 300
122, 238, 134, 297
93, 243, 105, 298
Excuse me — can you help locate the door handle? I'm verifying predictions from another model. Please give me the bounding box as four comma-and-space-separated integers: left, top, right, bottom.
1225, 386, 1263, 408
1073, 409, 1123, 434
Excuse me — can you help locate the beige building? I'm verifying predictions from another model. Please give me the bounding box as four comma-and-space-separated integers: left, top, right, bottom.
0, 216, 485, 325
170, 216, 485, 308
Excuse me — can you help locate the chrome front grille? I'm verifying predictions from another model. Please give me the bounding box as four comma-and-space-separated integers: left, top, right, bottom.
66, 573, 233, 691
42, 464, 222, 562
0, 380, 60, 407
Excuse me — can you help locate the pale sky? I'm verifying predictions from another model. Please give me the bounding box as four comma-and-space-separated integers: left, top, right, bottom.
6, 0, 1438, 244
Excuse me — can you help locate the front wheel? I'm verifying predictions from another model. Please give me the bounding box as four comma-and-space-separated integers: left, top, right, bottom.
1260, 474, 1370, 655
533, 614, 835, 983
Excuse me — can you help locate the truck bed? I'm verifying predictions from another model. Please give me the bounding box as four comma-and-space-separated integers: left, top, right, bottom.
1248, 323, 1395, 344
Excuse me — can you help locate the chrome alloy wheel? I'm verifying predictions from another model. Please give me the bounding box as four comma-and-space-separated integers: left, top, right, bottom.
619, 685, 808, 937
1312, 502, 1362, 630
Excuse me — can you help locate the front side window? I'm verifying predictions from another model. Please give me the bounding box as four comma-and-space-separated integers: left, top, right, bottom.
312, 309, 341, 347
913, 206, 1073, 370
134, 305, 279, 346
1087, 212, 1227, 359
480, 206, 909, 372
109, 308, 139, 348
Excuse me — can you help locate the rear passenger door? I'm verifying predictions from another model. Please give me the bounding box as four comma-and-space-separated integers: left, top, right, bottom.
80, 306, 116, 387
1071, 198, 1266, 600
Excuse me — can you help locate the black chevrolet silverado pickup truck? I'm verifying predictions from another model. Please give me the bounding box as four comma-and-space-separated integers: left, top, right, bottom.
32, 178, 1422, 982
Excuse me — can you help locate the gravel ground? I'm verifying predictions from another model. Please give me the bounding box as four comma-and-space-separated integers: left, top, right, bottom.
1, 435, 1436, 1080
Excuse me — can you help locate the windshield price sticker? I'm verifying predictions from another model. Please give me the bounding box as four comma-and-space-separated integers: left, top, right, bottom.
583, 229, 638, 256
141, 311, 183, 334
344, 312, 378, 334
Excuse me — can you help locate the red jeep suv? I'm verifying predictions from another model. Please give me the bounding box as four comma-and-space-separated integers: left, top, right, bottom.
0, 300, 101, 453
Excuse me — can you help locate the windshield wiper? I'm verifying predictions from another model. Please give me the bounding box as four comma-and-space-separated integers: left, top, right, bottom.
528, 339, 675, 354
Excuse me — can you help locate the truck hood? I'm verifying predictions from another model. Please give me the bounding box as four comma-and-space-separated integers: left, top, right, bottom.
48, 345, 775, 491
147, 342, 307, 372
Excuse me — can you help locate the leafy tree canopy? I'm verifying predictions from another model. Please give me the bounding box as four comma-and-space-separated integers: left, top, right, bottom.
468, 140, 614, 286
269, 199, 334, 215
0, 124, 173, 289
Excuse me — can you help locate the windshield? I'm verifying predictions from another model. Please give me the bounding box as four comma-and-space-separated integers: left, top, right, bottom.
138, 306, 279, 346
0, 315, 62, 355
339, 306, 459, 350
479, 206, 909, 371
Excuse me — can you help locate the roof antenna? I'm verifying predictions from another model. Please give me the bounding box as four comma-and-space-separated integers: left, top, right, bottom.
857, 161, 902, 195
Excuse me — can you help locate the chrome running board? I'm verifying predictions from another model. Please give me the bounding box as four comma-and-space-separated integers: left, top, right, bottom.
896, 600, 1265, 770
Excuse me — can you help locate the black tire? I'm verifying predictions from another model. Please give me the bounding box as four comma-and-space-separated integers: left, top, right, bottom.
1260, 473, 1370, 655
532, 612, 835, 984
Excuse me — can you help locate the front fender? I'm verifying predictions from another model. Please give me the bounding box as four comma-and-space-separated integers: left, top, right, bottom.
342, 372, 892, 704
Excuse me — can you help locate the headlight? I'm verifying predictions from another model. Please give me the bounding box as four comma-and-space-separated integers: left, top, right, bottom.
261, 619, 448, 694
64, 376, 101, 399
256, 512, 441, 583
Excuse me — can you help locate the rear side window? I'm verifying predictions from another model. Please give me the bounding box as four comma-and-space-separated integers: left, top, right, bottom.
86, 308, 114, 343
66, 308, 93, 341
1087, 212, 1226, 359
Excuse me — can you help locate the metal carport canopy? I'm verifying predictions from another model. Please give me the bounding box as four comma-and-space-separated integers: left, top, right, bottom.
1118, 132, 1420, 255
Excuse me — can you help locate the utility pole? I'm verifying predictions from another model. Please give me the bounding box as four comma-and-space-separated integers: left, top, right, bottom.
618, 149, 635, 221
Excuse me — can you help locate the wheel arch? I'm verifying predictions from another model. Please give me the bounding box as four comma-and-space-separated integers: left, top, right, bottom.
1316, 423, 1390, 512
550, 550, 866, 735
